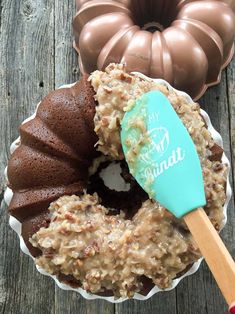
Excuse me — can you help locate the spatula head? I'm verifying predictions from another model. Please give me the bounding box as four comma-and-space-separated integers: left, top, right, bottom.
121, 90, 206, 218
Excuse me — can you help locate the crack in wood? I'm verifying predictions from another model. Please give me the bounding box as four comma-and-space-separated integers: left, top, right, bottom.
226, 67, 235, 207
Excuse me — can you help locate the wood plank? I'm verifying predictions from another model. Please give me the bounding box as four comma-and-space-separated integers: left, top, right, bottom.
55, 291, 115, 314
115, 291, 177, 314
0, 0, 55, 313
54, 0, 80, 88
227, 51, 235, 205
53, 1, 114, 312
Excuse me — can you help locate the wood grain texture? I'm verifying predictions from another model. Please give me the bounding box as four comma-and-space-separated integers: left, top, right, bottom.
227, 54, 235, 208
54, 0, 80, 87
0, 0, 56, 314
115, 291, 177, 314
0, 1, 234, 313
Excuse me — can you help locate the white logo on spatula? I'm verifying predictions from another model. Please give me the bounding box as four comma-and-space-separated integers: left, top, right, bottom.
140, 127, 169, 164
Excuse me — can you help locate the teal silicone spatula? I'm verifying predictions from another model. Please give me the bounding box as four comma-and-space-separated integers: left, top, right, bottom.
121, 91, 235, 313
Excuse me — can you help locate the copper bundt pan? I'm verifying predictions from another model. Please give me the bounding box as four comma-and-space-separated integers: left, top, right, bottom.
73, 0, 235, 100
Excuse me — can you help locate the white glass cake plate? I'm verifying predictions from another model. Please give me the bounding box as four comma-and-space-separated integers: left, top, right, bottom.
4, 75, 232, 303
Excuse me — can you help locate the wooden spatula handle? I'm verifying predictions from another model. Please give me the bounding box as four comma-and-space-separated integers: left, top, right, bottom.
184, 207, 235, 307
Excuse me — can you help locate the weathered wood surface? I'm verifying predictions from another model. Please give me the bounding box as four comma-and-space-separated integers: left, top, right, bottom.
0, 1, 234, 313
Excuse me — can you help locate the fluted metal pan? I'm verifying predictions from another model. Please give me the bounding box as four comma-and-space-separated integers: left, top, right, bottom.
73, 0, 235, 100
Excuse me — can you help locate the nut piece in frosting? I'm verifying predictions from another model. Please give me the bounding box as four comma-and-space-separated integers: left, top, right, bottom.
30, 193, 201, 297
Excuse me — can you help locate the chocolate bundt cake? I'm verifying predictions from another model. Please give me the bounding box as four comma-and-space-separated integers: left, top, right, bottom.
7, 77, 98, 255
6, 64, 228, 298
